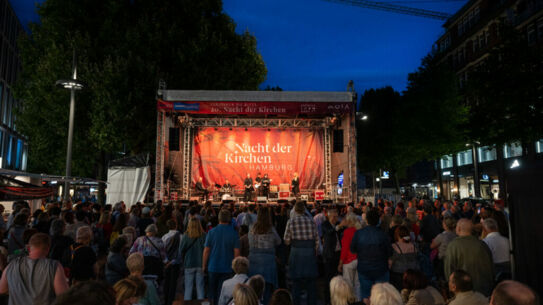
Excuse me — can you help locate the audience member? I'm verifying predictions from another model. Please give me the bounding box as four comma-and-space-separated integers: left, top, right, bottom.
218, 257, 250, 305
448, 270, 488, 305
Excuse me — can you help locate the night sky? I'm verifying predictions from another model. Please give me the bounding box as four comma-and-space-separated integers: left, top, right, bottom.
11, 0, 466, 93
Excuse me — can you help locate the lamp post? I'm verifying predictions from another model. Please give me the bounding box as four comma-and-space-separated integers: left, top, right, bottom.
56, 51, 84, 201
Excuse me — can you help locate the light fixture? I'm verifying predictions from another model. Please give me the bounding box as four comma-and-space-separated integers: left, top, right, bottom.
55, 79, 84, 90
443, 171, 451, 176
510, 159, 520, 169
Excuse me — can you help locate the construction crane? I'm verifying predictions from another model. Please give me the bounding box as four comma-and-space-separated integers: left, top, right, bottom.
323, 0, 455, 20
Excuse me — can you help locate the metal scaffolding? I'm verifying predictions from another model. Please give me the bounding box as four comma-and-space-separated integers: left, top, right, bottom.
181, 125, 193, 199
324, 126, 333, 197
154, 111, 166, 202
183, 117, 328, 128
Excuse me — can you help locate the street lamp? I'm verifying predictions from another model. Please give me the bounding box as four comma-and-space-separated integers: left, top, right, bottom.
56, 51, 84, 201
356, 112, 368, 121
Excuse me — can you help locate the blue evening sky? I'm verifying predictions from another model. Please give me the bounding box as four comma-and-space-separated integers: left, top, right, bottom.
11, 0, 466, 93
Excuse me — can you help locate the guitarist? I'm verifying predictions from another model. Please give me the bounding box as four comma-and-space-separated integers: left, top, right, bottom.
261, 173, 271, 197
243, 174, 254, 202
254, 172, 262, 196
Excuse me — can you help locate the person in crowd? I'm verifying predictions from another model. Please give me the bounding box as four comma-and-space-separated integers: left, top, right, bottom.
284, 200, 319, 305
137, 207, 154, 237
369, 283, 403, 305
113, 276, 146, 305
105, 236, 129, 285
441, 202, 453, 219
203, 209, 241, 305
462, 202, 475, 220
125, 253, 160, 305
156, 205, 173, 237
111, 202, 126, 225
96, 211, 113, 243
110, 213, 128, 245
247, 275, 265, 304
490, 280, 539, 305
129, 224, 167, 280
49, 219, 75, 268
388, 215, 403, 243
380, 206, 393, 233
71, 226, 97, 284
482, 218, 511, 277
448, 270, 488, 305
313, 206, 327, 238
181, 218, 207, 301
322, 207, 341, 305
232, 283, 260, 305
389, 226, 419, 290
419, 205, 441, 249
162, 219, 183, 305
127, 206, 141, 229
445, 218, 494, 296
121, 226, 137, 245
7, 212, 28, 255
430, 217, 456, 280
339, 212, 362, 301
236, 206, 248, 228
330, 275, 364, 305
400, 269, 444, 305
268, 288, 294, 305
350, 208, 392, 303
0, 233, 69, 305
65, 211, 89, 241
34, 212, 51, 235
242, 205, 258, 229
247, 206, 281, 304
53, 280, 116, 305
239, 225, 250, 257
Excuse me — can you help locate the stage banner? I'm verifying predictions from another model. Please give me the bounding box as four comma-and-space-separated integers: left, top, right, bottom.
192, 128, 324, 190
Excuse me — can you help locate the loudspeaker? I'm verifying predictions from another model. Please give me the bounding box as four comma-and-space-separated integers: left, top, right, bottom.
301, 194, 309, 201
333, 129, 344, 152
169, 127, 180, 151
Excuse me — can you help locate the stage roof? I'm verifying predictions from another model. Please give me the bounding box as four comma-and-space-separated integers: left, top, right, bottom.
160, 90, 354, 103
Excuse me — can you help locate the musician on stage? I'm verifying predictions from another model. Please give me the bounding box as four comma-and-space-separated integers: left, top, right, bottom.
243, 173, 254, 202
291, 172, 300, 197
255, 172, 262, 196
223, 179, 232, 191
261, 173, 271, 197
195, 177, 208, 201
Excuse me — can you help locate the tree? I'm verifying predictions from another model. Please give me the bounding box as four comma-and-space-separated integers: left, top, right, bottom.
14, 0, 267, 202
357, 54, 467, 193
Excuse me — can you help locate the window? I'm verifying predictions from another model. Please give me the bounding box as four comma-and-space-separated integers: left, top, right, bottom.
15, 138, 22, 170
22, 144, 28, 171
5, 135, 12, 167
504, 142, 523, 158
473, 38, 478, 53
458, 22, 464, 36
527, 24, 536, 44
2, 87, 8, 125
474, 6, 480, 22
457, 150, 473, 166
485, 30, 490, 45
333, 129, 344, 153
479, 33, 485, 48
538, 18, 543, 40
441, 155, 453, 169
469, 11, 474, 27
478, 146, 497, 162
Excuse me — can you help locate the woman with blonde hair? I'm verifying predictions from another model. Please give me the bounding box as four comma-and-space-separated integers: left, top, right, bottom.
113, 276, 146, 305
180, 217, 206, 301
338, 213, 362, 301
232, 283, 259, 305
330, 275, 363, 305
369, 283, 403, 305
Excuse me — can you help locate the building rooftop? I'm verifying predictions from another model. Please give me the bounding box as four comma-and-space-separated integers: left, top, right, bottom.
160, 90, 354, 103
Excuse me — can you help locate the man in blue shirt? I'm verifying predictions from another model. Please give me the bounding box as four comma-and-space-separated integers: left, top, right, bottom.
203, 209, 240, 305
350, 208, 392, 303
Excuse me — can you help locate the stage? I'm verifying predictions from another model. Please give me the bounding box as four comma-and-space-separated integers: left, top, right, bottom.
155, 90, 358, 204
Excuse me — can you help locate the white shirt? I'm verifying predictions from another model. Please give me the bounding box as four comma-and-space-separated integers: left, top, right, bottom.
483, 232, 510, 264
219, 274, 249, 305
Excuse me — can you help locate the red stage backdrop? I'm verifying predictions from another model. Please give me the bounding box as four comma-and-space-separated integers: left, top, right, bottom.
192, 128, 324, 190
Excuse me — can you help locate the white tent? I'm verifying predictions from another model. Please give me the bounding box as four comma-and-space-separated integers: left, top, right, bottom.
106, 154, 151, 207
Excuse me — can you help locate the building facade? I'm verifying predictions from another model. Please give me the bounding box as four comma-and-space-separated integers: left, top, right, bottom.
433, 0, 543, 200
0, 0, 27, 171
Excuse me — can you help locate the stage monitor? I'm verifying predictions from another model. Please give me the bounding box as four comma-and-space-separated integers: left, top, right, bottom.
192, 127, 325, 190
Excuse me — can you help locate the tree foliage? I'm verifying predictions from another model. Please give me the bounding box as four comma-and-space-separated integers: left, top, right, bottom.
357, 54, 467, 183
14, 0, 267, 178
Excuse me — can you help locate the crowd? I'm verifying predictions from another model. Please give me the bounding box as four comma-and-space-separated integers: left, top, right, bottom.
0, 197, 538, 305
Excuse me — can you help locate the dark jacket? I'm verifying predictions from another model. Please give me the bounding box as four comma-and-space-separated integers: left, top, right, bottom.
350, 225, 392, 277
419, 214, 441, 243
105, 252, 128, 285
321, 220, 340, 261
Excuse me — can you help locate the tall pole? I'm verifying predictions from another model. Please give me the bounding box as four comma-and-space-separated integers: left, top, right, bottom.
63, 51, 77, 201
471, 144, 481, 198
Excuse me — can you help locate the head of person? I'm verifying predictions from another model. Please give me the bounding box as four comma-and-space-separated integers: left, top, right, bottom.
50, 219, 66, 236
294, 201, 305, 215
463, 201, 472, 212
369, 282, 403, 305
330, 275, 357, 305
110, 236, 128, 254
126, 252, 144, 275
449, 270, 473, 294
326, 207, 339, 224
232, 256, 249, 275
113, 276, 146, 305
456, 218, 473, 237
490, 280, 539, 305
269, 288, 293, 305
198, 177, 203, 182
166, 219, 177, 231
443, 217, 456, 232
218, 209, 231, 224
366, 208, 380, 226
264, 174, 268, 178
248, 275, 265, 300
483, 218, 499, 234
121, 226, 136, 245
98, 211, 111, 225
145, 224, 158, 236
232, 283, 259, 305
186, 218, 205, 239
394, 225, 411, 243
14, 212, 28, 227
344, 212, 361, 229
54, 280, 116, 305
27, 233, 51, 258
403, 269, 429, 291
252, 206, 272, 234
76, 226, 93, 245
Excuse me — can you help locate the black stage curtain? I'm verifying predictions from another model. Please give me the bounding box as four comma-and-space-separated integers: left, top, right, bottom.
507, 160, 543, 297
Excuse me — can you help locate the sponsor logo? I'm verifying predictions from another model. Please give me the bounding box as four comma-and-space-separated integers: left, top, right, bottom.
173, 102, 200, 111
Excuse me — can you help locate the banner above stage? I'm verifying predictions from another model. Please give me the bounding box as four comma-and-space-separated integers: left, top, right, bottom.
192, 127, 325, 190
157, 100, 352, 115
